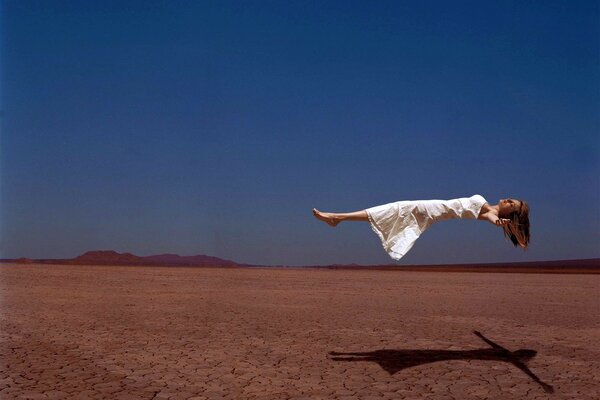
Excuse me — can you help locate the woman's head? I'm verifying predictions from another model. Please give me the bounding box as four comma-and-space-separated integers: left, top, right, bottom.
499, 198, 530, 249
498, 198, 521, 217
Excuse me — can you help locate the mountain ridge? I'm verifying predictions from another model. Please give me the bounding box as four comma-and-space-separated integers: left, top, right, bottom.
1, 251, 598, 272
5, 250, 239, 267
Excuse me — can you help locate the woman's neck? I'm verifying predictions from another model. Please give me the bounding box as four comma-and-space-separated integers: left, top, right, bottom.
486, 203, 500, 215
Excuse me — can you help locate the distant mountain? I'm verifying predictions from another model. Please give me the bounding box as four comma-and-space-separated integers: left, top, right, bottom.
318, 258, 600, 272
73, 250, 145, 265
143, 253, 238, 266
2, 251, 598, 273
6, 250, 241, 267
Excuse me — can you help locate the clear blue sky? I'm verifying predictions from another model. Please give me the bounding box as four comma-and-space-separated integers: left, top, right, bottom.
1, 1, 599, 265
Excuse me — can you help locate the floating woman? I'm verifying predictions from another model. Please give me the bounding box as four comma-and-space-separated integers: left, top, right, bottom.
312, 194, 530, 261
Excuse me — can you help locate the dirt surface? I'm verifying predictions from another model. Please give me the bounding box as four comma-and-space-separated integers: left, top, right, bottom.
1, 264, 598, 399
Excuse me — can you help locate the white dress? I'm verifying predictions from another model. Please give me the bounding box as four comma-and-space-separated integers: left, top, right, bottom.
366, 194, 488, 261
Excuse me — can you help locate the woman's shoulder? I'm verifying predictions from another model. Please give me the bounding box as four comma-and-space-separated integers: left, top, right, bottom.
469, 194, 490, 218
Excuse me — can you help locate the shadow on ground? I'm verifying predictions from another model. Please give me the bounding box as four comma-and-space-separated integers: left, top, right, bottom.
329, 330, 554, 394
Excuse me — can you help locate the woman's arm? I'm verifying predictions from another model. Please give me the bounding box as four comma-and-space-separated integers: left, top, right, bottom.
481, 212, 511, 227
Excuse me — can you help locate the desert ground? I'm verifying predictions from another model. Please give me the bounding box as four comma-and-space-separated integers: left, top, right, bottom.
0, 264, 598, 400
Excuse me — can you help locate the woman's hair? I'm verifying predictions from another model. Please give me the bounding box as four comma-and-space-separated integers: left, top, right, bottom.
501, 200, 530, 249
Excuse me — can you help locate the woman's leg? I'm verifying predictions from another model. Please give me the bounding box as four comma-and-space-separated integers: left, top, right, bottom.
312, 208, 369, 227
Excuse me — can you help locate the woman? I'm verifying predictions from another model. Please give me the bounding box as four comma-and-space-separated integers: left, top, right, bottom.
312, 194, 530, 261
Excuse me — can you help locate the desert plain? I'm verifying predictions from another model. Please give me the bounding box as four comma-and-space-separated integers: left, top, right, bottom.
0, 264, 598, 400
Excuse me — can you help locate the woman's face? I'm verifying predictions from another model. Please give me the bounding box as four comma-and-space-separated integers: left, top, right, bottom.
499, 198, 521, 216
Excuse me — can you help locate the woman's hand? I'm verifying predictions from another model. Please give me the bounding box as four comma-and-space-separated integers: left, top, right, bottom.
495, 218, 511, 227
483, 213, 511, 227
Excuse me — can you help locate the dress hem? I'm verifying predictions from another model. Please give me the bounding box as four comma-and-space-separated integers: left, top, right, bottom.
366, 210, 406, 261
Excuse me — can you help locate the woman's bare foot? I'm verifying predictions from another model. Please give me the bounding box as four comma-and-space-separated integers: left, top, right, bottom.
312, 208, 341, 227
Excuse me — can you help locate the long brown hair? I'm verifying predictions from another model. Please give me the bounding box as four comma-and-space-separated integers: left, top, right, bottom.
501, 200, 530, 249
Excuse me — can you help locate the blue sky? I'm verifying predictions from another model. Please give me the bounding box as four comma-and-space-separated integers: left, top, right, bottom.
1, 1, 599, 265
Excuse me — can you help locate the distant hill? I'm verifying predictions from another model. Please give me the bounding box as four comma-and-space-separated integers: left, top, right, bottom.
73, 250, 145, 265
143, 253, 238, 266
316, 258, 600, 273
4, 250, 240, 267
1, 251, 598, 273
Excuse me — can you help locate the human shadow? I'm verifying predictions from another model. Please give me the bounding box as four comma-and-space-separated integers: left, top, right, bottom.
329, 330, 554, 394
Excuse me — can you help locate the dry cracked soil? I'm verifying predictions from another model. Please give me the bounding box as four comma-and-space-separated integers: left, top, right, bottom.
1, 264, 598, 399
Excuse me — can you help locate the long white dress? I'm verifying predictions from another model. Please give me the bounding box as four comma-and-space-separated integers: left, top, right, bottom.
366, 194, 488, 261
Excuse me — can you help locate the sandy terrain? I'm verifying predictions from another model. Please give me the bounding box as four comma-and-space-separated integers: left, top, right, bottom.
1, 264, 598, 400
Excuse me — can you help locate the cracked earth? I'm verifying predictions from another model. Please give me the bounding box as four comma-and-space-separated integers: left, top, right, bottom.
1, 264, 598, 399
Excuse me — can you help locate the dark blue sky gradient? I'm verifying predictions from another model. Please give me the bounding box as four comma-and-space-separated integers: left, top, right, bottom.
2, 1, 599, 265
